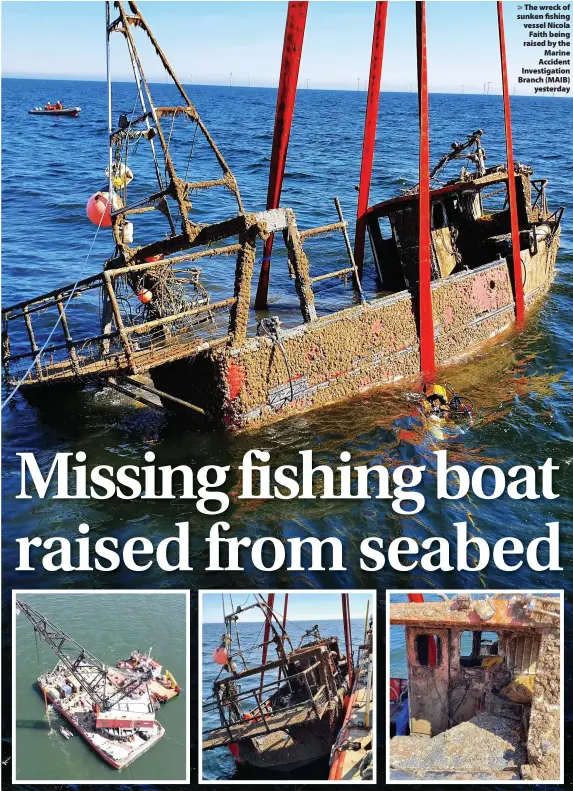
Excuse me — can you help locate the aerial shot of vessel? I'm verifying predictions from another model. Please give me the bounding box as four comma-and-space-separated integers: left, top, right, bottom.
15, 597, 182, 772
388, 592, 562, 782
1, 1, 563, 431
201, 591, 374, 781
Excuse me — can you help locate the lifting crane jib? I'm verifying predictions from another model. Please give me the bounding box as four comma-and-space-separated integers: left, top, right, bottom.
16, 598, 153, 712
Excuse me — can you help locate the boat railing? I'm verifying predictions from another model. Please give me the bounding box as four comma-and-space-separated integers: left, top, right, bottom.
1, 252, 236, 385
203, 659, 332, 745
2, 205, 367, 389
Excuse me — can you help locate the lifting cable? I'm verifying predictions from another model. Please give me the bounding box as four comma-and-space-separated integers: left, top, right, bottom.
1, 211, 106, 411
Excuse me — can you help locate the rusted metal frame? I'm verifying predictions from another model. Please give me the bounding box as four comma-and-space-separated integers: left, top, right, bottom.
497, 1, 525, 324
119, 376, 206, 414
108, 244, 241, 278
103, 272, 136, 372
124, 1, 244, 212
283, 209, 317, 322
184, 177, 228, 191
115, 3, 177, 238
228, 234, 258, 346
254, 1, 309, 309
135, 335, 230, 369
125, 213, 262, 265
123, 297, 235, 335
302, 668, 320, 716
531, 179, 548, 213
252, 690, 272, 732
259, 594, 276, 698
416, 0, 436, 381
334, 196, 366, 301
55, 295, 80, 375
113, 186, 171, 218
215, 691, 235, 740
299, 221, 346, 241
22, 307, 42, 378
121, 205, 158, 217
354, 2, 389, 278
7, 330, 122, 365
3, 277, 102, 316
310, 267, 354, 284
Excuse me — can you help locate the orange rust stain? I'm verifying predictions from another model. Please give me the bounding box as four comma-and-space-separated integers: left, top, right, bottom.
227, 361, 247, 400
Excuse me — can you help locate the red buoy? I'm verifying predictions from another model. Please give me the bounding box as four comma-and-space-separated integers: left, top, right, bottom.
86, 191, 116, 228
212, 645, 228, 665
144, 254, 164, 263
137, 289, 153, 304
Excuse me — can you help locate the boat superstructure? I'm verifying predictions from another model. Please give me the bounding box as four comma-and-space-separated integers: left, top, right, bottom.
16, 598, 180, 770
388, 593, 561, 782
1, 3, 563, 430
202, 593, 371, 776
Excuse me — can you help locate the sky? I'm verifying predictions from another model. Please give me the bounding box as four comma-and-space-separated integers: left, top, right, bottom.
1, 1, 568, 95
201, 591, 374, 622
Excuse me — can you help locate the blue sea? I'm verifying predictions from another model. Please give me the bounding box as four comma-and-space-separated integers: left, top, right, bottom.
2, 77, 572, 787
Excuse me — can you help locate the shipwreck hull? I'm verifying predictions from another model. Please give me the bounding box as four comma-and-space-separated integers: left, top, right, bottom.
234, 698, 344, 772
151, 231, 558, 431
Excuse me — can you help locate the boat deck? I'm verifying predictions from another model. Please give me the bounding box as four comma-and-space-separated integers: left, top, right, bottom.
42, 684, 164, 769
203, 691, 330, 750
389, 712, 526, 781
149, 680, 179, 702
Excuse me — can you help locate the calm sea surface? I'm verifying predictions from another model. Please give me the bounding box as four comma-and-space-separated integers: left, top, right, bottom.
14, 592, 187, 782
2, 78, 572, 786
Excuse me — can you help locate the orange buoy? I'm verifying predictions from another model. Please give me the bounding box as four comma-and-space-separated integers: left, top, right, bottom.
144, 254, 164, 263
137, 289, 153, 304
212, 645, 229, 665
86, 191, 121, 228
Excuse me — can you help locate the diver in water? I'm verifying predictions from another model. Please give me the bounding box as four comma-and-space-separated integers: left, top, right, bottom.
422, 382, 474, 425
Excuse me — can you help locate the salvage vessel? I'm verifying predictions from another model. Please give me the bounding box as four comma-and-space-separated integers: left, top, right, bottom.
16, 598, 180, 770
388, 593, 561, 782
202, 593, 372, 778
2, 2, 563, 430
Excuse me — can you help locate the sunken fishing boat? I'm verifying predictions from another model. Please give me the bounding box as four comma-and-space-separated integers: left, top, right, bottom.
389, 593, 561, 782
16, 599, 181, 770
1, 2, 563, 430
202, 593, 373, 777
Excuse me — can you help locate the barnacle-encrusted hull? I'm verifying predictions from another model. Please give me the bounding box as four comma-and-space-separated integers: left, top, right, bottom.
150, 228, 559, 431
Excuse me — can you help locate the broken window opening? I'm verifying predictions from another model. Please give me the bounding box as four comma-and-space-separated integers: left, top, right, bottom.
460, 630, 500, 667
415, 633, 442, 667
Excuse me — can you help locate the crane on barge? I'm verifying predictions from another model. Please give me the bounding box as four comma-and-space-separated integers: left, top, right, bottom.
16, 598, 152, 711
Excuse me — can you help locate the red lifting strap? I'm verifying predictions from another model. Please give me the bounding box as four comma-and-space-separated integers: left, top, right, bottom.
416, 1, 436, 381
497, 2, 525, 324
255, 2, 308, 309
354, 2, 389, 278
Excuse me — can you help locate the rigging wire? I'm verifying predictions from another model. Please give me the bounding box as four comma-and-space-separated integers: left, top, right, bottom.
1, 211, 106, 411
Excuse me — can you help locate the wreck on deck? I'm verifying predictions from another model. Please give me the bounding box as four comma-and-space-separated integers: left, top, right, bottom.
202, 593, 372, 777
388, 593, 561, 782
1, 3, 563, 430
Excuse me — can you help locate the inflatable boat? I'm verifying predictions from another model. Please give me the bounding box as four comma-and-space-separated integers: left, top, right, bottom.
28, 107, 81, 117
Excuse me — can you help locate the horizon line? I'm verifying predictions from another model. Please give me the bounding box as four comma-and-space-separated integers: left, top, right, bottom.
2, 75, 566, 99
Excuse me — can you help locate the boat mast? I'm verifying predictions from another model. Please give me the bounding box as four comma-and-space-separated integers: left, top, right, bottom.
341, 593, 354, 688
